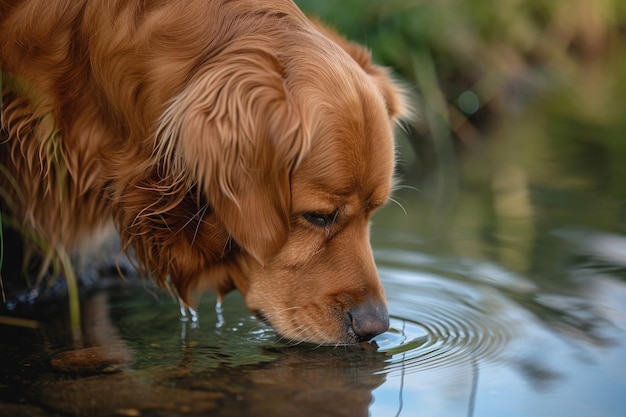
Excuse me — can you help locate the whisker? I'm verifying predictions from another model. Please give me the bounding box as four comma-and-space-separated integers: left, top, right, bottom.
393, 184, 421, 193
177, 202, 208, 234
388, 196, 407, 217
248, 306, 302, 335
221, 235, 234, 258
251, 306, 317, 346
158, 214, 172, 232
397, 119, 413, 137
190, 203, 210, 246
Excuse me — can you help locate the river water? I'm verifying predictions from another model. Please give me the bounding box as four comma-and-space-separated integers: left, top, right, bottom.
2, 62, 626, 415
2, 144, 626, 416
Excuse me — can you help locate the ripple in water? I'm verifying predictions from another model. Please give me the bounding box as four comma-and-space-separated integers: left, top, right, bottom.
373, 268, 513, 375
111, 264, 513, 374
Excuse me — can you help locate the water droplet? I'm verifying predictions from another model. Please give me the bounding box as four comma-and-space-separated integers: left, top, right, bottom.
215, 301, 224, 329
178, 297, 199, 328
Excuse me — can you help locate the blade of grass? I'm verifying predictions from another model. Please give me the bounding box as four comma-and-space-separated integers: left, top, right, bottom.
0, 315, 40, 329
57, 246, 81, 342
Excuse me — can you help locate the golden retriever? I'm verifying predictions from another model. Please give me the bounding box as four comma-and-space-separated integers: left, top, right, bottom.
0, 0, 406, 344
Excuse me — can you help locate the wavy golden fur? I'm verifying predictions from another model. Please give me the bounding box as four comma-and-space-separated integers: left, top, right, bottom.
0, 0, 406, 344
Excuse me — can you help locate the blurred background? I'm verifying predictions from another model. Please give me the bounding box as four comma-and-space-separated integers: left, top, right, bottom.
297, 0, 626, 272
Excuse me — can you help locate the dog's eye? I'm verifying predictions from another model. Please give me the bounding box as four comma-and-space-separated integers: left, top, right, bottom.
303, 211, 337, 228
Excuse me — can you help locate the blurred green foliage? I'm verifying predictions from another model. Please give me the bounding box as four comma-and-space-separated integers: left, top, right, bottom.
297, 0, 626, 282
297, 0, 626, 219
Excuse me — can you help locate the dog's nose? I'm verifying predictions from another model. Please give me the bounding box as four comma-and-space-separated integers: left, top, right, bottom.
349, 300, 390, 342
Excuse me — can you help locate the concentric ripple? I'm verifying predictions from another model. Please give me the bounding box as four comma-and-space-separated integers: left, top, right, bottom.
372, 267, 513, 375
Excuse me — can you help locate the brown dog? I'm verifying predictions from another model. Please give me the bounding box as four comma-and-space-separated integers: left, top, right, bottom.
0, 0, 406, 344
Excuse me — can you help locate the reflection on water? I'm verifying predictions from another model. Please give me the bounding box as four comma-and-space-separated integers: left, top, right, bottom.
379, 270, 512, 375
2, 118, 626, 417
1, 205, 625, 416
368, 189, 626, 417
3, 132, 626, 416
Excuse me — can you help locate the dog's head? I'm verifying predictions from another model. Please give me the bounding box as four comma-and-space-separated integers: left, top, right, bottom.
141, 23, 406, 345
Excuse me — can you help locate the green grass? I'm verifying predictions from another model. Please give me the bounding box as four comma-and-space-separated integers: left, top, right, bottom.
296, 0, 626, 200
1, 66, 80, 335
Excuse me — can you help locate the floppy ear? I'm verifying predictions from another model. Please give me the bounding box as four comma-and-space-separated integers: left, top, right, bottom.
312, 20, 409, 121
346, 44, 409, 121
154, 50, 310, 264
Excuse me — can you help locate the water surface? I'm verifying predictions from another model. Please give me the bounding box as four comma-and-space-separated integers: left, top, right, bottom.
2, 87, 626, 415
2, 172, 625, 417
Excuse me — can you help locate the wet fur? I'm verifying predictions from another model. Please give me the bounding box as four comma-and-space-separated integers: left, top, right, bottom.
0, 0, 405, 344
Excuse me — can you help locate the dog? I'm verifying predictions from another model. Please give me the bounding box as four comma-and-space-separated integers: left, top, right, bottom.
0, 0, 406, 345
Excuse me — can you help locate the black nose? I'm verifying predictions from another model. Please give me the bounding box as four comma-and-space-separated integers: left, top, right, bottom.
348, 300, 390, 342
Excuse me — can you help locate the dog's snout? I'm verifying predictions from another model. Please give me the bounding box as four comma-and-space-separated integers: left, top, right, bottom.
349, 300, 390, 342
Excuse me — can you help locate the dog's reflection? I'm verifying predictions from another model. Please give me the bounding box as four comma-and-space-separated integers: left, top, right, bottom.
42, 291, 388, 417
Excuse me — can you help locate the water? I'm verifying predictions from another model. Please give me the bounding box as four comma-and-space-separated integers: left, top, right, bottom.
2, 100, 626, 416
374, 255, 625, 417
2, 178, 625, 416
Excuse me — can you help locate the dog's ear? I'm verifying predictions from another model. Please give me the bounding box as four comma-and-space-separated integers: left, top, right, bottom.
312, 20, 409, 121
344, 43, 409, 121
155, 51, 310, 264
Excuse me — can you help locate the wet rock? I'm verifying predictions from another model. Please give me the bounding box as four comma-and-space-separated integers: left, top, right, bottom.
51, 345, 134, 374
